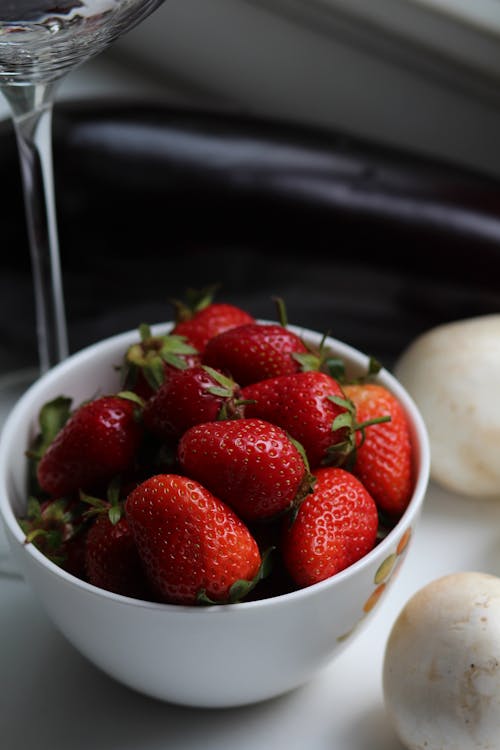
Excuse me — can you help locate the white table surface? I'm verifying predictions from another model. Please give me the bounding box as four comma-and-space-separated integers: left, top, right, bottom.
2, 462, 500, 749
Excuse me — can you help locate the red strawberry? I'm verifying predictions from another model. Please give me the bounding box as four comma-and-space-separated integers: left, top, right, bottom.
84, 514, 149, 598
171, 287, 254, 353
202, 323, 310, 386
177, 418, 314, 521
282, 467, 379, 588
242, 371, 352, 469
37, 395, 144, 497
122, 324, 200, 400
143, 365, 244, 442
343, 383, 413, 517
125, 474, 264, 605
80, 478, 149, 597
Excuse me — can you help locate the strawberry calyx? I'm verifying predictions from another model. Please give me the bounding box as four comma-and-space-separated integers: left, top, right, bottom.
123, 324, 199, 392
347, 356, 383, 384
325, 395, 391, 469
287, 433, 316, 512
20, 495, 85, 566
291, 332, 344, 378
25, 395, 73, 496
198, 366, 248, 421
272, 300, 339, 376
293, 339, 383, 383
80, 476, 124, 526
116, 390, 146, 424
196, 547, 275, 605
170, 284, 220, 323
201, 366, 238, 399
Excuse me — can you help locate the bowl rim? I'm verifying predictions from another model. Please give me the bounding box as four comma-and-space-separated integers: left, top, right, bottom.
0, 321, 430, 614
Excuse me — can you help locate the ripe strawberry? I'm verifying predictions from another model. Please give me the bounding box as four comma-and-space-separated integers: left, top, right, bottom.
170, 287, 254, 353
343, 383, 413, 517
202, 323, 310, 386
177, 418, 314, 521
125, 474, 263, 605
37, 395, 144, 497
122, 324, 200, 400
80, 477, 149, 597
143, 365, 244, 442
242, 371, 352, 469
282, 467, 379, 588
84, 514, 148, 598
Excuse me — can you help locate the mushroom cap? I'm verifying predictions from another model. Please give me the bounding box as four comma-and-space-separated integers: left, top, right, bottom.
395, 314, 500, 497
383, 571, 500, 750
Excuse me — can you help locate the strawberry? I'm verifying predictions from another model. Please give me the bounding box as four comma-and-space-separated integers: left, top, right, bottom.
177, 418, 314, 521
170, 287, 254, 353
80, 478, 149, 597
19, 495, 87, 578
202, 322, 310, 386
37, 394, 144, 497
84, 514, 149, 598
143, 365, 244, 442
343, 383, 413, 517
125, 474, 264, 605
282, 467, 379, 588
122, 324, 200, 400
242, 371, 352, 469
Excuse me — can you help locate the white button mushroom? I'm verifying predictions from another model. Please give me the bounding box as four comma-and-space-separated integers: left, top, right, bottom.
383, 572, 500, 750
394, 315, 500, 497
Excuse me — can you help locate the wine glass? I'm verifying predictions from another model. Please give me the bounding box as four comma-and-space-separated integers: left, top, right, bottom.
0, 0, 167, 570
0, 0, 166, 421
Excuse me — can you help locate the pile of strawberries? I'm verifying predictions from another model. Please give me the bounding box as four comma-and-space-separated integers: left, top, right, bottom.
20, 289, 414, 606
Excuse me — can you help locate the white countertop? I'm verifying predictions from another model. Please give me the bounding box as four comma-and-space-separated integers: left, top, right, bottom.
2, 471, 500, 749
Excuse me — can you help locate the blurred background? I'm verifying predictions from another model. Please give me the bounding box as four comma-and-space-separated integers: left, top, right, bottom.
2, 0, 500, 394
2, 0, 499, 174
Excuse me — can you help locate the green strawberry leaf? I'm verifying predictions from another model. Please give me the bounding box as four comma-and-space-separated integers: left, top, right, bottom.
292, 351, 321, 372
26, 495, 42, 521
117, 391, 145, 408
171, 283, 220, 321
139, 323, 152, 342
143, 359, 166, 391
202, 366, 236, 393
27, 395, 72, 461
324, 357, 346, 381
25, 396, 73, 496
273, 296, 289, 328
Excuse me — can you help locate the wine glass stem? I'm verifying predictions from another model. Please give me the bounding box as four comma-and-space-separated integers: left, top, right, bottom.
3, 83, 69, 374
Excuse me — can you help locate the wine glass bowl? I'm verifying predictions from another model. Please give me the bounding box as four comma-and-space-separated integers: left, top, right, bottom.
0, 0, 166, 419
0, 1, 165, 85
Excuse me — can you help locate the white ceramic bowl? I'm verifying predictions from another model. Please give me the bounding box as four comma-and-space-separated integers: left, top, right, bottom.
0, 323, 430, 708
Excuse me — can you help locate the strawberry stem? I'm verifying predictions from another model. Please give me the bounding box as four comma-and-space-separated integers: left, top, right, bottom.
273, 296, 288, 328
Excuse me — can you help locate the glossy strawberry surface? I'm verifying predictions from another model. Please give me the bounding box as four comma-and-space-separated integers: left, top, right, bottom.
37, 396, 143, 497
125, 474, 262, 604
202, 323, 308, 386
143, 365, 242, 441
344, 383, 413, 517
282, 467, 379, 587
177, 418, 313, 521
242, 371, 350, 469
172, 303, 254, 353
